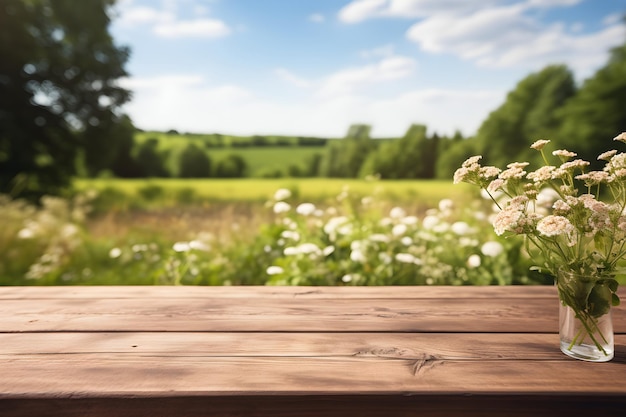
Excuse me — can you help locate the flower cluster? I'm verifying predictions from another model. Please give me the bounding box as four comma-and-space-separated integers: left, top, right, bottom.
262, 187, 530, 286
454, 133, 626, 318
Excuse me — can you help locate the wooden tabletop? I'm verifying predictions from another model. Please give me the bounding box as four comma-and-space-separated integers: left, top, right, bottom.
1, 285, 625, 417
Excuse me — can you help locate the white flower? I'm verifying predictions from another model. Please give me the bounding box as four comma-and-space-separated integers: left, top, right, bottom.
274, 188, 291, 201
342, 274, 353, 283
281, 230, 301, 241
109, 247, 122, 259
613, 132, 626, 143
296, 203, 316, 216
266, 266, 284, 275
481, 241, 504, 257
324, 216, 349, 235
369, 233, 390, 243
284, 243, 322, 257
467, 254, 481, 268
401, 236, 413, 246
530, 139, 550, 150
402, 216, 418, 225
536, 215, 574, 237
392, 223, 407, 236
350, 248, 366, 263
438, 199, 454, 211
17, 228, 35, 239
322, 246, 335, 256
422, 215, 439, 229
389, 207, 406, 219
451, 221, 471, 235
395, 253, 422, 265
273, 201, 291, 214
189, 240, 210, 251
173, 242, 191, 252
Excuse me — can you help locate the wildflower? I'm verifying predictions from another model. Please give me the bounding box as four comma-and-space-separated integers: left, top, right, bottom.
109, 247, 122, 259
527, 166, 556, 183
560, 159, 590, 171
266, 266, 284, 275
598, 150, 618, 161
389, 207, 406, 219
273, 201, 291, 214
499, 165, 527, 180
350, 248, 366, 263
613, 132, 626, 143
576, 171, 609, 186
493, 207, 524, 236
173, 242, 191, 252
17, 228, 35, 239
481, 241, 504, 257
536, 215, 574, 237
487, 179, 505, 194
438, 199, 454, 211
422, 215, 439, 229
467, 254, 481, 268
552, 150, 577, 159
274, 188, 291, 201
451, 221, 471, 235
395, 253, 421, 265
392, 223, 407, 236
531, 139, 550, 150
296, 203, 316, 216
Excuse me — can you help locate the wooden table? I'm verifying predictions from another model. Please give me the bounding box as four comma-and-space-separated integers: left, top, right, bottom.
1, 286, 625, 416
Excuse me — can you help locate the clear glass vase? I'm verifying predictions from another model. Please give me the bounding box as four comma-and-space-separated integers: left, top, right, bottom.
557, 268, 615, 362
559, 303, 614, 362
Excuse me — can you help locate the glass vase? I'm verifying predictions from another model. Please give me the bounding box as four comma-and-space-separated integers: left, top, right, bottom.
557, 269, 615, 362
559, 303, 613, 362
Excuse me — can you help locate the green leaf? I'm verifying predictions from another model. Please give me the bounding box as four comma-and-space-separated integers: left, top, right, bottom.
612, 293, 621, 307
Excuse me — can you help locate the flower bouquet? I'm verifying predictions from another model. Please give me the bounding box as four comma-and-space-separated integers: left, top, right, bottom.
454, 133, 626, 361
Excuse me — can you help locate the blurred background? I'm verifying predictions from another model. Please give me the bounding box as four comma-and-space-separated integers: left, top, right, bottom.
1, 0, 625, 286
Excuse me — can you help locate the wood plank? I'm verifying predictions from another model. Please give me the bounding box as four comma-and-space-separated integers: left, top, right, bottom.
2, 296, 625, 333
0, 297, 563, 333
2, 332, 625, 360
0, 285, 563, 300
1, 355, 625, 396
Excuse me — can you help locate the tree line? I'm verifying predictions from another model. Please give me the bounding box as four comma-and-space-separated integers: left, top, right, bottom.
1, 0, 625, 200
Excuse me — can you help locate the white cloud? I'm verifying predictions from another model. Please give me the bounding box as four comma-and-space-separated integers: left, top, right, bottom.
339, 0, 623, 79
317, 56, 417, 97
154, 18, 231, 38
116, 5, 174, 26
309, 13, 325, 23
115, 1, 231, 39
338, 0, 501, 23
274, 68, 313, 89
360, 44, 395, 59
338, 0, 388, 23
120, 72, 500, 137
405, 3, 625, 77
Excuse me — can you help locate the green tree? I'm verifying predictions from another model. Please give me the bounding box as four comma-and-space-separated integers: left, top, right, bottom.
178, 143, 211, 178
320, 124, 373, 177
0, 0, 131, 199
215, 154, 247, 178
473, 65, 576, 168
360, 125, 438, 179
557, 34, 626, 168
109, 116, 143, 178
136, 138, 168, 177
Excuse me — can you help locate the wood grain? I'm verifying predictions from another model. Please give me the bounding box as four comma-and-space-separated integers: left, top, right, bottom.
1, 286, 625, 417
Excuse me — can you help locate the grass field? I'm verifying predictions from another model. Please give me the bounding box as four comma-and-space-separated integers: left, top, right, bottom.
135, 131, 327, 176
74, 178, 475, 207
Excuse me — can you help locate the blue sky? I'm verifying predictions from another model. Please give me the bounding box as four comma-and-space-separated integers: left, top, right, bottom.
111, 0, 626, 138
